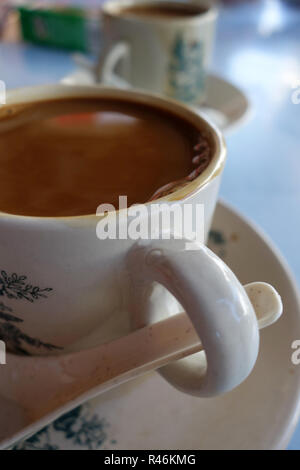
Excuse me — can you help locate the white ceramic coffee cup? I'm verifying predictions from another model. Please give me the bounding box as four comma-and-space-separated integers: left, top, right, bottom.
96, 0, 217, 104
0, 84, 259, 397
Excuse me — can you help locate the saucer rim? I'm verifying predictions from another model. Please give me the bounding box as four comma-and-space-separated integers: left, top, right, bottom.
217, 199, 300, 450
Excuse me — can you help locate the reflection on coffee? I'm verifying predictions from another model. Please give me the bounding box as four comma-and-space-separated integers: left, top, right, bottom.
0, 97, 212, 217
117, 2, 207, 19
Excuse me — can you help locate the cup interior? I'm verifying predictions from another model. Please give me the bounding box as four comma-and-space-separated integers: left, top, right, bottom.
2, 84, 225, 219
103, 0, 216, 22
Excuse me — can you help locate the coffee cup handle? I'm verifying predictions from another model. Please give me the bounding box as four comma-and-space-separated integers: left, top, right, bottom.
127, 238, 260, 397
97, 41, 132, 89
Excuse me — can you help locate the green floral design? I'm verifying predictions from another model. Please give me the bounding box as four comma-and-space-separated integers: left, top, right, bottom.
0, 269, 60, 354
209, 230, 226, 246
0, 270, 52, 302
168, 33, 205, 103
208, 229, 227, 259
13, 405, 112, 450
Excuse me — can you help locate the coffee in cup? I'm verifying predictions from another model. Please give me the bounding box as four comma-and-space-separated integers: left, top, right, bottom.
0, 96, 212, 217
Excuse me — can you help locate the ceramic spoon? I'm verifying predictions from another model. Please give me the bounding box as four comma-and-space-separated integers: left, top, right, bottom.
0, 281, 282, 432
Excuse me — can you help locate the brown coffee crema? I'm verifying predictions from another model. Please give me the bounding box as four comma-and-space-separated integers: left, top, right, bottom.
0, 97, 212, 217
116, 2, 207, 19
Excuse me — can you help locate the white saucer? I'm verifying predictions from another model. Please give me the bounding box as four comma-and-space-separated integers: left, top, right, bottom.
4, 200, 300, 450
60, 67, 251, 135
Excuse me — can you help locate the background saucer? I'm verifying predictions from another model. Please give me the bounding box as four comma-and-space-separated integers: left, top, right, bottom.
12, 201, 300, 450
193, 74, 251, 134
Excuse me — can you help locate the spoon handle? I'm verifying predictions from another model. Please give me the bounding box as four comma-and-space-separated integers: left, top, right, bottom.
1, 282, 282, 420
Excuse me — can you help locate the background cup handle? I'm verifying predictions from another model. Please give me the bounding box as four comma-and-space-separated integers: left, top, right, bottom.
97, 41, 131, 89
127, 238, 260, 397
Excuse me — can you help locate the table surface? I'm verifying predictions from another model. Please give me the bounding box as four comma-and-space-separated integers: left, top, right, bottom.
0, 0, 300, 450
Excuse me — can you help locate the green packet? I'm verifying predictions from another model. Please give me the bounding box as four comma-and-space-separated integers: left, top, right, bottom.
18, 5, 100, 52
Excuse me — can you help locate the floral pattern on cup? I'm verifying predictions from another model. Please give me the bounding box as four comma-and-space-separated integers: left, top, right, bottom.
167, 33, 205, 103
0, 269, 60, 354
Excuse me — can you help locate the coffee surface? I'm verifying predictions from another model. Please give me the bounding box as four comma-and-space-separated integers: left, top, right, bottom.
118, 2, 207, 19
0, 97, 210, 217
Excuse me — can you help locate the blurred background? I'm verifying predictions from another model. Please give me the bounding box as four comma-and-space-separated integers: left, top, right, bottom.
0, 0, 300, 449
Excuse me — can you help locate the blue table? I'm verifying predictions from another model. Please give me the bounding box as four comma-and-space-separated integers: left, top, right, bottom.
0, 0, 299, 449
